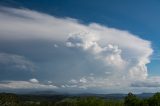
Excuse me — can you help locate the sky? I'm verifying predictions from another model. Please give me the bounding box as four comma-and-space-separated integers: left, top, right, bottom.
0, 0, 160, 94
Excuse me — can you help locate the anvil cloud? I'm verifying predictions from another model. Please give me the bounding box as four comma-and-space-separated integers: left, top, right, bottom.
0, 7, 156, 93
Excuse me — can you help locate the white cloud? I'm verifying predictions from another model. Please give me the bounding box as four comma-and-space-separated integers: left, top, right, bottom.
69, 79, 78, 84
54, 44, 58, 48
29, 78, 39, 83
66, 33, 126, 68
79, 77, 87, 83
67, 76, 125, 89
131, 76, 160, 87
0, 52, 35, 71
47, 81, 52, 84
0, 7, 155, 92
65, 31, 152, 88
0, 79, 58, 89
0, 7, 82, 41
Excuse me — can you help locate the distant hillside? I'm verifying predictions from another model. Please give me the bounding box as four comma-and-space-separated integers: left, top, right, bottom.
25, 91, 155, 99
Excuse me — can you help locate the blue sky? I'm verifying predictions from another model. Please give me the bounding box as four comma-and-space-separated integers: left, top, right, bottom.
0, 0, 160, 93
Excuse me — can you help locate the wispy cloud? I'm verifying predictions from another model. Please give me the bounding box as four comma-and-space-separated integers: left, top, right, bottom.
0, 52, 35, 71
0, 78, 58, 89
131, 76, 160, 87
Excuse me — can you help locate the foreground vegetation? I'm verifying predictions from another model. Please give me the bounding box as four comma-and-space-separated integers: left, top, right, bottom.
0, 92, 160, 106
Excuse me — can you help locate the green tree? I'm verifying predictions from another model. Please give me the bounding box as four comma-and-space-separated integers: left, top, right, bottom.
0, 93, 20, 106
139, 99, 149, 106
148, 92, 160, 106
124, 92, 141, 106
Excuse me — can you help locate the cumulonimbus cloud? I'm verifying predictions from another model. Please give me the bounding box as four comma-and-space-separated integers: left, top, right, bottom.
0, 7, 155, 92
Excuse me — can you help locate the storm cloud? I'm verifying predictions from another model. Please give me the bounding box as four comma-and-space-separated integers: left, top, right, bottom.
0, 7, 155, 93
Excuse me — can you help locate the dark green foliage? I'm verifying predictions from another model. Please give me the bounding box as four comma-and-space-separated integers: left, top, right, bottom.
55, 98, 78, 106
0, 92, 160, 106
0, 93, 123, 106
124, 92, 141, 106
55, 97, 123, 106
77, 97, 106, 106
140, 99, 149, 106
124, 92, 160, 106
148, 92, 160, 106
0, 93, 20, 106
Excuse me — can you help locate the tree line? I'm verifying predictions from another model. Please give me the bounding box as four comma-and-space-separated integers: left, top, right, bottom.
0, 92, 160, 106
